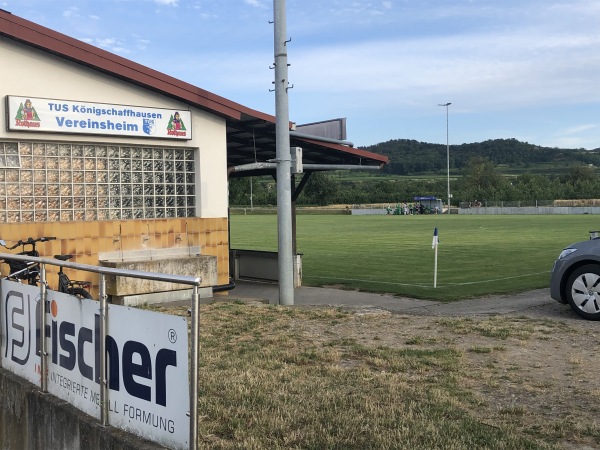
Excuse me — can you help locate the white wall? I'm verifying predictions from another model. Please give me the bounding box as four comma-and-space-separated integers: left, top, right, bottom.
0, 38, 228, 218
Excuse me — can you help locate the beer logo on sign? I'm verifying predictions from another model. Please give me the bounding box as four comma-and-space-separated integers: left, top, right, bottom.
166, 111, 186, 137
16, 99, 40, 121
14, 98, 41, 129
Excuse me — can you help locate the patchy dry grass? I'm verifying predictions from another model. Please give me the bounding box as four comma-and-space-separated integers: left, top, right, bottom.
152, 301, 599, 449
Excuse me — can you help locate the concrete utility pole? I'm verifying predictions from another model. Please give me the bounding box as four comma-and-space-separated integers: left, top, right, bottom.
273, 0, 294, 305
438, 102, 451, 212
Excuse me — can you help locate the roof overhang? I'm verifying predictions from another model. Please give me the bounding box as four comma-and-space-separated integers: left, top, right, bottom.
226, 114, 388, 177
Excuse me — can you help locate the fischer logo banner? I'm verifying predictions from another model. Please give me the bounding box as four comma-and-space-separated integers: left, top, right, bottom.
1, 280, 189, 449
6, 96, 192, 140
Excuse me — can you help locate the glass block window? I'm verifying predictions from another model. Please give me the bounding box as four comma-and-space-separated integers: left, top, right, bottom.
0, 142, 20, 168
0, 141, 196, 223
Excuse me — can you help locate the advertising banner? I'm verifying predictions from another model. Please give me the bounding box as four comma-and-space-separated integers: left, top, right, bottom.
0, 282, 40, 385
6, 96, 192, 140
105, 304, 189, 448
1, 279, 190, 449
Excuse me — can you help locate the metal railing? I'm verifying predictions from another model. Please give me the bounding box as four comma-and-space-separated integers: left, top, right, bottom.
0, 252, 202, 450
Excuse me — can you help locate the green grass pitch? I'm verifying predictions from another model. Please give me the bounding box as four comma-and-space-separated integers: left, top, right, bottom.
229, 214, 599, 301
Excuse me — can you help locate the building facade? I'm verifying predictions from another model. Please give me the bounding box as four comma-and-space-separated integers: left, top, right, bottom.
1, 12, 230, 297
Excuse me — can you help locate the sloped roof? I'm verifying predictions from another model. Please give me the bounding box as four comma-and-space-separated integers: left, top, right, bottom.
0, 9, 388, 173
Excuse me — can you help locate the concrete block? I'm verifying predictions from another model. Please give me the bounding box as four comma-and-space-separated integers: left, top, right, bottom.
100, 254, 218, 296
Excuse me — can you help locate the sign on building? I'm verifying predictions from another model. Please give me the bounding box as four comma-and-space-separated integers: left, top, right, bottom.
6, 96, 192, 140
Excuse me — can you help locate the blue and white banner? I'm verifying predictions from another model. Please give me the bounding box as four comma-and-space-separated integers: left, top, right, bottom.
1, 279, 189, 449
6, 96, 192, 140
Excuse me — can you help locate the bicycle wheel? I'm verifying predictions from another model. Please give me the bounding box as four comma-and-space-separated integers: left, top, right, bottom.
70, 287, 93, 299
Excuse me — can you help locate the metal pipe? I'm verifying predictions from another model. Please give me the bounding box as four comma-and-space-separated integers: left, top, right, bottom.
304, 164, 381, 171
0, 253, 202, 287
99, 273, 108, 426
212, 278, 236, 293
190, 285, 200, 450
40, 263, 48, 393
228, 162, 381, 174
228, 162, 276, 175
290, 130, 354, 147
273, 0, 294, 306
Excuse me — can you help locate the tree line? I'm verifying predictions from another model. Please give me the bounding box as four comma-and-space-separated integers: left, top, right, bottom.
229, 139, 600, 207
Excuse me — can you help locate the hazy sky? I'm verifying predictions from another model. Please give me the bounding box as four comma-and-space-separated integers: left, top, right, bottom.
3, 0, 600, 149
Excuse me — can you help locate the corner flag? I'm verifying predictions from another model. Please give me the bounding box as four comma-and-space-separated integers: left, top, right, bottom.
432, 227, 439, 288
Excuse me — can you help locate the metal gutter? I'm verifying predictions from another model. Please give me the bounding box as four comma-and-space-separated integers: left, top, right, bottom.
290, 130, 355, 147
228, 162, 382, 176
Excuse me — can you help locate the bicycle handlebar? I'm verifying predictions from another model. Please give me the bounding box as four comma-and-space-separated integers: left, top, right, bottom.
1, 236, 56, 250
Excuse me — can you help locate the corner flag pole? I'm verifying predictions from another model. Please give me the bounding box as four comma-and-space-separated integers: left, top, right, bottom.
432, 227, 439, 288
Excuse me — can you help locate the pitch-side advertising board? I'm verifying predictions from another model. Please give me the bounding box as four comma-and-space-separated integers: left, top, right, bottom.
0, 280, 189, 450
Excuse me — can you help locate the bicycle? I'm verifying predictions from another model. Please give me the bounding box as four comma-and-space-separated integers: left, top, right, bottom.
0, 237, 93, 299
53, 254, 93, 299
0, 236, 54, 285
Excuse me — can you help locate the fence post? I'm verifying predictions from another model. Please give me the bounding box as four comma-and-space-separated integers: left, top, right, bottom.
40, 263, 48, 393
190, 285, 200, 450
99, 273, 108, 426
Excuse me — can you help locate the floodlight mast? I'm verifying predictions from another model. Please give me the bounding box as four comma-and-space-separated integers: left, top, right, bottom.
273, 0, 294, 305
438, 102, 451, 213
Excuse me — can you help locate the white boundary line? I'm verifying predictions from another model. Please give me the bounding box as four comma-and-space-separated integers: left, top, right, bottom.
304, 271, 549, 289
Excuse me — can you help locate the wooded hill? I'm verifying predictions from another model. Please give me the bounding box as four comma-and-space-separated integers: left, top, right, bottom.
361, 138, 600, 176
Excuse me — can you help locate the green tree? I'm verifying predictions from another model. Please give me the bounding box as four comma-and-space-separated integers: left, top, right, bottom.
563, 165, 597, 184
462, 156, 502, 190
300, 172, 339, 206
228, 177, 251, 205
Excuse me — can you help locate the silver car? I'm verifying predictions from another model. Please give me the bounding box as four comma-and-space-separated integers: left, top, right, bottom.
551, 236, 600, 320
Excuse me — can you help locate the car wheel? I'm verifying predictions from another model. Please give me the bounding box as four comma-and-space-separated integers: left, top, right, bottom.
566, 264, 600, 321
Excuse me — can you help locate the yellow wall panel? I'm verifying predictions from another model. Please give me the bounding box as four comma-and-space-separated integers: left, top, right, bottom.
0, 217, 229, 298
